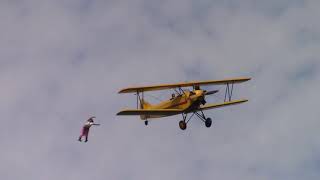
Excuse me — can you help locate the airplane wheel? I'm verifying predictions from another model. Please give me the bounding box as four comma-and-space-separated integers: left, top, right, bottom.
179, 121, 187, 130
144, 121, 148, 126
205, 118, 212, 128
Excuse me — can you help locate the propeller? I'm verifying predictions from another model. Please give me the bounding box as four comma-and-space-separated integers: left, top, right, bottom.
194, 85, 219, 95
204, 90, 219, 96
199, 90, 218, 105
193, 85, 219, 105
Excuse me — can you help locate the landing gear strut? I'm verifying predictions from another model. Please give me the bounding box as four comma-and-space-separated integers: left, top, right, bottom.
195, 111, 213, 128
179, 111, 213, 130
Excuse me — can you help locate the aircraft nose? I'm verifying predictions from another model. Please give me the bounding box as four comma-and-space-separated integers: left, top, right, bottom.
195, 90, 205, 96
196, 90, 206, 104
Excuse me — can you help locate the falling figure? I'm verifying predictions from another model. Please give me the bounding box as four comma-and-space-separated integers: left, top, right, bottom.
78, 116, 100, 142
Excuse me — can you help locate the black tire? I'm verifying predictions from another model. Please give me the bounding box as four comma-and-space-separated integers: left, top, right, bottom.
179, 120, 187, 130
144, 120, 148, 126
205, 118, 212, 128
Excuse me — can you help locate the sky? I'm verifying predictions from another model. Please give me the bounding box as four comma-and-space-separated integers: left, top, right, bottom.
0, 0, 320, 179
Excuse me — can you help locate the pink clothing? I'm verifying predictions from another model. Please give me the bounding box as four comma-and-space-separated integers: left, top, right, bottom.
78, 119, 97, 142
79, 122, 93, 141
81, 126, 90, 136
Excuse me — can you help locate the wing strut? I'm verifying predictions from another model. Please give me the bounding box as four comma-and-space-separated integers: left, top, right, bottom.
224, 83, 234, 102
136, 91, 139, 109
135, 91, 144, 109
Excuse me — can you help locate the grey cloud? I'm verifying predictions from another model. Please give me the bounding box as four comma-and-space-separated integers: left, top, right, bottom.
1, 0, 320, 180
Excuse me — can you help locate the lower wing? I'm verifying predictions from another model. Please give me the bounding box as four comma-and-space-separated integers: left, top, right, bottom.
198, 99, 248, 111
117, 99, 247, 116
117, 109, 183, 116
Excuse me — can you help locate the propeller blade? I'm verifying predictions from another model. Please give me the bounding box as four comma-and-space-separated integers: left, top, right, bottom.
205, 90, 219, 95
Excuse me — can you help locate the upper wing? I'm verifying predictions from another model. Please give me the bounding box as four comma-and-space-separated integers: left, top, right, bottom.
198, 99, 248, 111
119, 77, 251, 93
117, 109, 183, 116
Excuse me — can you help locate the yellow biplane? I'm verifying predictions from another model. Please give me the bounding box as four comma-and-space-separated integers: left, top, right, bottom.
117, 77, 250, 130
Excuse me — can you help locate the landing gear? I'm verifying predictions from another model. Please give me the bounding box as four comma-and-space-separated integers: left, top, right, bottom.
205, 118, 212, 128
179, 120, 187, 130
179, 113, 190, 130
144, 120, 148, 126
187, 110, 213, 129
178, 111, 213, 130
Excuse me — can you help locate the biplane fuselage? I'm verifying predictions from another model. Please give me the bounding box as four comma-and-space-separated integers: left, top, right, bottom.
140, 90, 206, 119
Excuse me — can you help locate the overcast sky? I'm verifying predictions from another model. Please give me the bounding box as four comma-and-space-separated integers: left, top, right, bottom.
1, 0, 320, 180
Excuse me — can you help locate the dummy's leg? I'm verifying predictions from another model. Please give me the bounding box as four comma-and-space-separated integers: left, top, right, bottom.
84, 128, 89, 142
79, 127, 87, 142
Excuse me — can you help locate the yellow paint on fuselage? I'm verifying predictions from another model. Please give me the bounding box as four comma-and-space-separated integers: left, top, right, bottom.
140, 90, 205, 120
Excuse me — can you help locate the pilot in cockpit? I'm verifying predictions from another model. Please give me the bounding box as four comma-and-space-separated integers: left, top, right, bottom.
170, 93, 175, 100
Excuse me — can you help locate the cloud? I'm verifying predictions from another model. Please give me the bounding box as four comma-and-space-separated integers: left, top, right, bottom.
0, 0, 319, 180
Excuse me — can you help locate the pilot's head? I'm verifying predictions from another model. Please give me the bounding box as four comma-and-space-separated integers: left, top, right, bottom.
88, 118, 94, 122
89, 119, 94, 122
